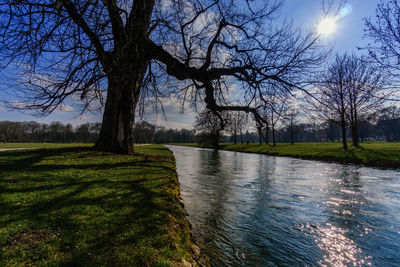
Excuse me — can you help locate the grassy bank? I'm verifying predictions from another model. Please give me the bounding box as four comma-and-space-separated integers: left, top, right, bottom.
170, 142, 400, 169
0, 144, 206, 266
0, 143, 93, 149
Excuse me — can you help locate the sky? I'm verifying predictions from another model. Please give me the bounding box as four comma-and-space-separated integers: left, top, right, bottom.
0, 0, 381, 129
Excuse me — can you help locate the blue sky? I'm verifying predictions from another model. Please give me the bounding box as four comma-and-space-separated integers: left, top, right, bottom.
0, 0, 380, 129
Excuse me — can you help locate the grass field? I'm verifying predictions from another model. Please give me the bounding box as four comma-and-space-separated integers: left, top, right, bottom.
170, 142, 400, 169
0, 143, 93, 149
0, 144, 205, 266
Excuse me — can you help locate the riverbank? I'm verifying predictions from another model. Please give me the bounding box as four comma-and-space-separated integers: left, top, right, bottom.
0, 145, 207, 266
170, 142, 400, 169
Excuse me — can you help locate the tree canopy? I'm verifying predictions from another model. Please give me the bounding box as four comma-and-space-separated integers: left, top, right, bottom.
0, 0, 325, 153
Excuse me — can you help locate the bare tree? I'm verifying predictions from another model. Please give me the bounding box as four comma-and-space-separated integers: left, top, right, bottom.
308, 55, 350, 149
227, 112, 247, 144
261, 91, 288, 147
308, 54, 388, 148
0, 0, 325, 154
343, 55, 386, 146
364, 0, 400, 79
255, 121, 264, 145
283, 106, 299, 145
194, 110, 228, 149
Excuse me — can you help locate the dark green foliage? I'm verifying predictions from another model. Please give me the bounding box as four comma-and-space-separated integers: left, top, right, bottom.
0, 121, 101, 143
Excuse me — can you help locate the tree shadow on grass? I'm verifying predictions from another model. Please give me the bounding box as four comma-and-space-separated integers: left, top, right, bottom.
0, 147, 187, 266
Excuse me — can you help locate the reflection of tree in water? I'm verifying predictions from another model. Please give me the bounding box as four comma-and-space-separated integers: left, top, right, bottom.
196, 151, 282, 266
234, 154, 277, 266
190, 149, 240, 266
239, 156, 321, 266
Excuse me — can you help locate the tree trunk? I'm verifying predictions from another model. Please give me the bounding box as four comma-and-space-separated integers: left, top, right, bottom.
95, 0, 154, 154
95, 74, 141, 154
95, 49, 149, 154
339, 88, 348, 150
257, 126, 262, 145
290, 122, 294, 145
272, 125, 276, 147
351, 121, 359, 147
212, 133, 220, 149
352, 101, 359, 147
240, 130, 243, 144
265, 126, 269, 145
340, 117, 348, 150
233, 130, 237, 144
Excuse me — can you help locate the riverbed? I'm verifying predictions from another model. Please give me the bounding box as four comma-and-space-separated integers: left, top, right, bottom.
168, 145, 400, 266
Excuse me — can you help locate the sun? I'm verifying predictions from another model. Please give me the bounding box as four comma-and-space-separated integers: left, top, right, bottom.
318, 17, 337, 36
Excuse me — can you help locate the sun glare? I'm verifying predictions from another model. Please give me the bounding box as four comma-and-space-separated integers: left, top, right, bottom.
318, 17, 337, 36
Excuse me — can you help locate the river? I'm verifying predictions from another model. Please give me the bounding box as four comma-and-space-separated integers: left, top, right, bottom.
168, 145, 400, 266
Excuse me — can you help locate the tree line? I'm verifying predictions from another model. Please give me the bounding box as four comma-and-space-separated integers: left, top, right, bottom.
0, 121, 101, 143
195, 105, 400, 148
0, 120, 196, 144
2, 103, 399, 146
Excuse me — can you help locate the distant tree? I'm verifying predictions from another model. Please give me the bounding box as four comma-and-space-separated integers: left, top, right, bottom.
40, 124, 50, 143
308, 55, 349, 149
194, 110, 228, 149
343, 55, 387, 146
179, 129, 195, 143
65, 124, 74, 143
227, 112, 247, 144
283, 106, 299, 145
134, 121, 156, 144
374, 106, 400, 141
49, 122, 64, 142
357, 117, 377, 142
75, 123, 91, 143
308, 54, 388, 149
0, 121, 100, 143
243, 130, 253, 144
324, 120, 340, 142
262, 92, 288, 147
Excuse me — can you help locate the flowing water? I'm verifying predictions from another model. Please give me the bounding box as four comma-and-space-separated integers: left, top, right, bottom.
168, 145, 400, 266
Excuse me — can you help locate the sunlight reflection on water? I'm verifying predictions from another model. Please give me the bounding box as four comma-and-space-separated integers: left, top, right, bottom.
300, 222, 372, 266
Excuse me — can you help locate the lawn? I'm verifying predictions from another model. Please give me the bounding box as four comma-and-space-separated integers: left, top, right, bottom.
0, 143, 93, 149
0, 144, 205, 266
170, 142, 400, 169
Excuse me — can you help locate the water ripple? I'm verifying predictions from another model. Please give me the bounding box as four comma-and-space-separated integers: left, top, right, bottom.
169, 145, 400, 266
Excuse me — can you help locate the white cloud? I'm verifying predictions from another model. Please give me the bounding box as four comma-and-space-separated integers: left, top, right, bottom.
137, 95, 197, 129
151, 117, 193, 130
56, 104, 75, 113
77, 114, 91, 121
140, 95, 197, 118
8, 100, 29, 109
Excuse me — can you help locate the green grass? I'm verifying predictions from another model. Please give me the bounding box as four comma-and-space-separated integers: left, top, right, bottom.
0, 143, 93, 149
170, 142, 400, 169
0, 144, 204, 266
